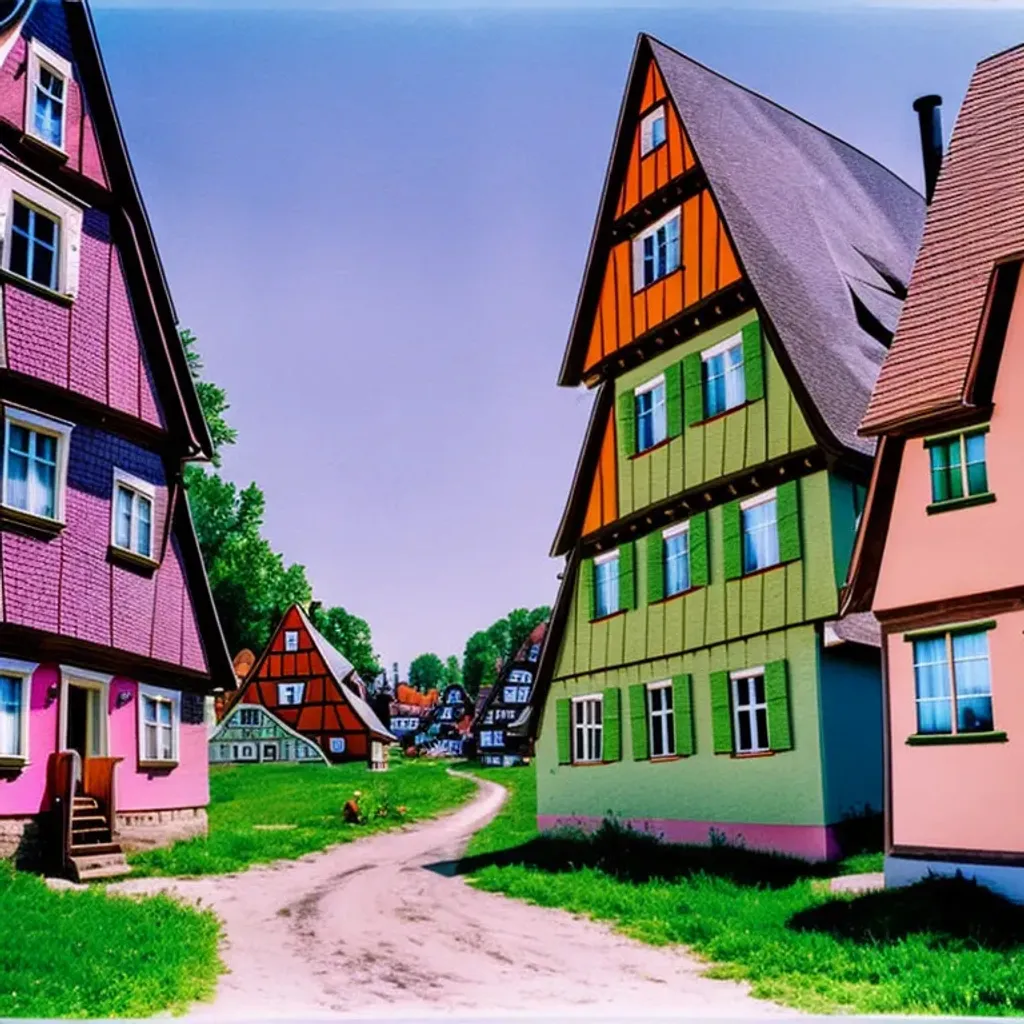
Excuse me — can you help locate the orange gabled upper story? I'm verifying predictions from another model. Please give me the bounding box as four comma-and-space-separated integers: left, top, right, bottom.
581, 399, 618, 535
871, 267, 1024, 616
615, 61, 698, 219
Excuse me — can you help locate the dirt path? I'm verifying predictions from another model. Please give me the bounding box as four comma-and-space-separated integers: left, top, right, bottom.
112, 774, 789, 1019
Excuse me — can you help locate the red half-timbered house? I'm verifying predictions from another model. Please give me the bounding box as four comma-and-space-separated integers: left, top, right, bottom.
221, 605, 394, 770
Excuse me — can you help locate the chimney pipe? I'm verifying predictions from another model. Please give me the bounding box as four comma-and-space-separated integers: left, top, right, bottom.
912, 94, 943, 204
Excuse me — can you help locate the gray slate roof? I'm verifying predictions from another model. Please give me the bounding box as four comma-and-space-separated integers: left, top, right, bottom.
649, 37, 926, 456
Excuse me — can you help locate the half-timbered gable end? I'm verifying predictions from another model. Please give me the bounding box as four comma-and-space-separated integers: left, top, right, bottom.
534, 33, 925, 863
225, 605, 394, 769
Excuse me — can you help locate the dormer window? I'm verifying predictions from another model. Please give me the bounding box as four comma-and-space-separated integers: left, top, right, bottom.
640, 105, 667, 156
111, 469, 155, 561
10, 199, 59, 291
632, 209, 680, 291
1, 404, 72, 525
26, 39, 71, 153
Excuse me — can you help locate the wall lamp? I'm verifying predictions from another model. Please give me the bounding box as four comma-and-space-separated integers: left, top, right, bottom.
116, 690, 133, 708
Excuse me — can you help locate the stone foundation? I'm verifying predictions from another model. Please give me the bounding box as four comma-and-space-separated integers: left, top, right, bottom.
114, 807, 208, 851
0, 816, 46, 868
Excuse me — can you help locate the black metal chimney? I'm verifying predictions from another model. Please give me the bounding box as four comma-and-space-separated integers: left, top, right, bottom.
912, 94, 943, 204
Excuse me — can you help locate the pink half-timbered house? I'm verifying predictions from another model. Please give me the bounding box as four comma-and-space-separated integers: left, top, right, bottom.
0, 0, 234, 880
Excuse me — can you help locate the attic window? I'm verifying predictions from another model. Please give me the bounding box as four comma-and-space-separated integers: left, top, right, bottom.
640, 105, 667, 157
284, 630, 299, 652
26, 39, 71, 153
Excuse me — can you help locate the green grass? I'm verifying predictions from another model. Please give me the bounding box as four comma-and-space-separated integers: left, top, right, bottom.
130, 757, 476, 877
461, 764, 1024, 1016
0, 862, 221, 1018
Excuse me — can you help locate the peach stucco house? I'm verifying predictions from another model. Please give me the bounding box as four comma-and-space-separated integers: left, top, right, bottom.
844, 45, 1024, 901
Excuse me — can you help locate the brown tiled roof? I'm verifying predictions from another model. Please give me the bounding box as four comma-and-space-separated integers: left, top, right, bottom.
861, 44, 1024, 435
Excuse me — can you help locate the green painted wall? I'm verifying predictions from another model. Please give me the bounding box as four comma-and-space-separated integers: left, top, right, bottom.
538, 624, 827, 827
615, 311, 816, 519
553, 469, 839, 680
818, 644, 884, 823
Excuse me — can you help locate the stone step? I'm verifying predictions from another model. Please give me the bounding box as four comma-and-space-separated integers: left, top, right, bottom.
69, 841, 122, 857
69, 850, 131, 882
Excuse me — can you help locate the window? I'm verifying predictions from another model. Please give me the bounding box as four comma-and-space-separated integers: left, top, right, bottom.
0, 660, 33, 762
647, 681, 675, 758
594, 551, 619, 619
480, 730, 505, 748
139, 686, 179, 764
262, 743, 277, 761
10, 199, 59, 290
572, 695, 603, 763
238, 707, 260, 726
527, 643, 541, 662
632, 210, 680, 291
26, 39, 71, 152
277, 683, 305, 706
640, 105, 667, 156
663, 522, 690, 597
508, 669, 532, 684
447, 690, 461, 704
928, 430, 990, 506
731, 670, 769, 753
2, 405, 72, 523
634, 376, 667, 453
111, 470, 155, 560
503, 684, 530, 703
439, 706, 454, 721
741, 490, 779, 574
912, 628, 993, 735
702, 334, 746, 418
284, 630, 299, 652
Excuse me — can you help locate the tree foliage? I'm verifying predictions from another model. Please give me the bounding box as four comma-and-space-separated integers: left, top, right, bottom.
409, 653, 446, 693
461, 606, 550, 698
444, 655, 462, 688
181, 329, 381, 670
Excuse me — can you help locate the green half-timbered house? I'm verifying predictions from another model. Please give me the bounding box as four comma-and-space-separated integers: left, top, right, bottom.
532, 35, 926, 860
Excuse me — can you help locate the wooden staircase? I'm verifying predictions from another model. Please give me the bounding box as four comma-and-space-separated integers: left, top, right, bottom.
68, 795, 131, 882
48, 752, 131, 883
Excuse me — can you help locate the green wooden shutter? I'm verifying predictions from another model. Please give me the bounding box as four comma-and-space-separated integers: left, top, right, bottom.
556, 698, 572, 764
710, 670, 733, 754
683, 352, 704, 426
629, 683, 649, 760
580, 558, 595, 621
665, 361, 684, 437
646, 532, 664, 604
690, 511, 709, 587
765, 660, 793, 752
777, 480, 801, 563
617, 390, 636, 458
742, 319, 764, 402
619, 542, 636, 611
603, 688, 622, 762
722, 500, 743, 580
672, 674, 694, 756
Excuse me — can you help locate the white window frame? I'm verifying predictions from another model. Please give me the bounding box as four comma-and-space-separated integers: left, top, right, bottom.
2, 403, 73, 525
278, 682, 306, 706
58, 666, 112, 759
137, 683, 181, 766
730, 667, 769, 754
0, 657, 36, 765
646, 679, 675, 759
593, 549, 620, 619
740, 487, 780, 574
0, 166, 82, 299
631, 207, 681, 294
237, 707, 261, 727
571, 693, 603, 764
701, 332, 746, 418
25, 38, 72, 155
508, 669, 532, 684
662, 520, 691, 597
528, 643, 541, 662
284, 630, 299, 652
110, 468, 157, 562
640, 104, 667, 156
634, 373, 667, 452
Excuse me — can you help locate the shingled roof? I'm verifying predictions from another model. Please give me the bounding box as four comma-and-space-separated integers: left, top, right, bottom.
860, 44, 1024, 436
562, 35, 926, 458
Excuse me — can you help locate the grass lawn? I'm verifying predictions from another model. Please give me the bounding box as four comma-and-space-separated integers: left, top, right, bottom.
0, 862, 221, 1018
130, 757, 476, 877
461, 764, 1024, 1017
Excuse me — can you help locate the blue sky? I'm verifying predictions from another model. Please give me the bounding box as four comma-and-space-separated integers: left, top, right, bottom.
91, 2, 1024, 674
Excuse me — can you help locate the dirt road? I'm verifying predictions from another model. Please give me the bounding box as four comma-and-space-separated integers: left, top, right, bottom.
113, 774, 788, 1019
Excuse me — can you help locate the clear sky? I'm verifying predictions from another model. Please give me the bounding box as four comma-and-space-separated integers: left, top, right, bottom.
90, 2, 1024, 676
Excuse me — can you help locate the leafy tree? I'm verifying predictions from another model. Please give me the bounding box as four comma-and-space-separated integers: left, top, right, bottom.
444, 655, 461, 688
311, 605, 381, 682
409, 653, 446, 693
461, 606, 551, 698
180, 328, 237, 466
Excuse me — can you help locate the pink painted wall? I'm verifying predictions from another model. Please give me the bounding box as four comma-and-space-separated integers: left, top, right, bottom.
874, 283, 1024, 614
0, 666, 209, 817
886, 610, 1024, 854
